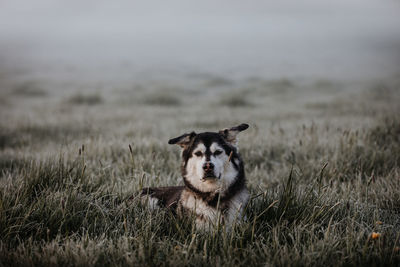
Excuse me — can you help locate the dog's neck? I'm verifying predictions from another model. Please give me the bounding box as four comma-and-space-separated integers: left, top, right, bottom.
183, 172, 245, 208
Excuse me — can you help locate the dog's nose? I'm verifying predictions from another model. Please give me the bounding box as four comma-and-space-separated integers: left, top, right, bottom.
202, 162, 214, 171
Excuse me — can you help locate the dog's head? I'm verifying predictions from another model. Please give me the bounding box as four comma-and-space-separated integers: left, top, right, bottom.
168, 124, 249, 193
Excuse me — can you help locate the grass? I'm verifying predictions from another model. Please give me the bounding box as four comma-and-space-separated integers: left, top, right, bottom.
203, 76, 233, 88
264, 78, 294, 93
13, 81, 48, 97
68, 93, 104, 105
219, 93, 252, 108
0, 124, 93, 149
143, 93, 181, 106
0, 73, 400, 266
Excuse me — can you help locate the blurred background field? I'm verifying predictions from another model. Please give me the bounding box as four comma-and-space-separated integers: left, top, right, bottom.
0, 0, 400, 266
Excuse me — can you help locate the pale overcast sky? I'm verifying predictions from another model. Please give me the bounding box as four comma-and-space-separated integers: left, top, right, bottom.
1, 0, 399, 79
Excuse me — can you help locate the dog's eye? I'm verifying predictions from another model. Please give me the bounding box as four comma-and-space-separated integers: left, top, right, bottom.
194, 151, 203, 157
214, 150, 223, 156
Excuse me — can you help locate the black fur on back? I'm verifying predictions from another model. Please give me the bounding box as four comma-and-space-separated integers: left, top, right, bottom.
141, 186, 184, 209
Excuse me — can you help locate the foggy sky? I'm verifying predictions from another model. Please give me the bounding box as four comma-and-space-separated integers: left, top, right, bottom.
1, 0, 400, 80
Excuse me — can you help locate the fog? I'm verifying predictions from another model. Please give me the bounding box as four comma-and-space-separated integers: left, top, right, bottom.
1, 0, 400, 80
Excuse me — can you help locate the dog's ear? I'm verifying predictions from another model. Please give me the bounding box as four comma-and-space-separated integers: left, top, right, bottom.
168, 132, 196, 148
219, 123, 249, 147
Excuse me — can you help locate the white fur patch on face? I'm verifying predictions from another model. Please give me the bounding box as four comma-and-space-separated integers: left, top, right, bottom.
191, 144, 206, 182
186, 143, 214, 192
185, 142, 238, 193
192, 143, 206, 156
209, 143, 237, 190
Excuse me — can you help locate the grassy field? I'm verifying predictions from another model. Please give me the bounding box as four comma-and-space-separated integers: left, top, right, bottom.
0, 71, 399, 266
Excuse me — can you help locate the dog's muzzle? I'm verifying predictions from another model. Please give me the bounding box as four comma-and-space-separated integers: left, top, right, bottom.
203, 162, 214, 179
202, 162, 221, 180
201, 174, 221, 181
202, 162, 214, 172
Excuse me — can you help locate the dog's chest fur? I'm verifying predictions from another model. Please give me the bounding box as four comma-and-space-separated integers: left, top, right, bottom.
178, 188, 249, 228
141, 185, 249, 228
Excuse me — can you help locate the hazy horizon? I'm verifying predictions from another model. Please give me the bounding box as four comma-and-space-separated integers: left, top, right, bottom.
1, 0, 400, 81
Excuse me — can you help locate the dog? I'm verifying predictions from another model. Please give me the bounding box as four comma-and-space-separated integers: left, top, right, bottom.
141, 123, 250, 230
